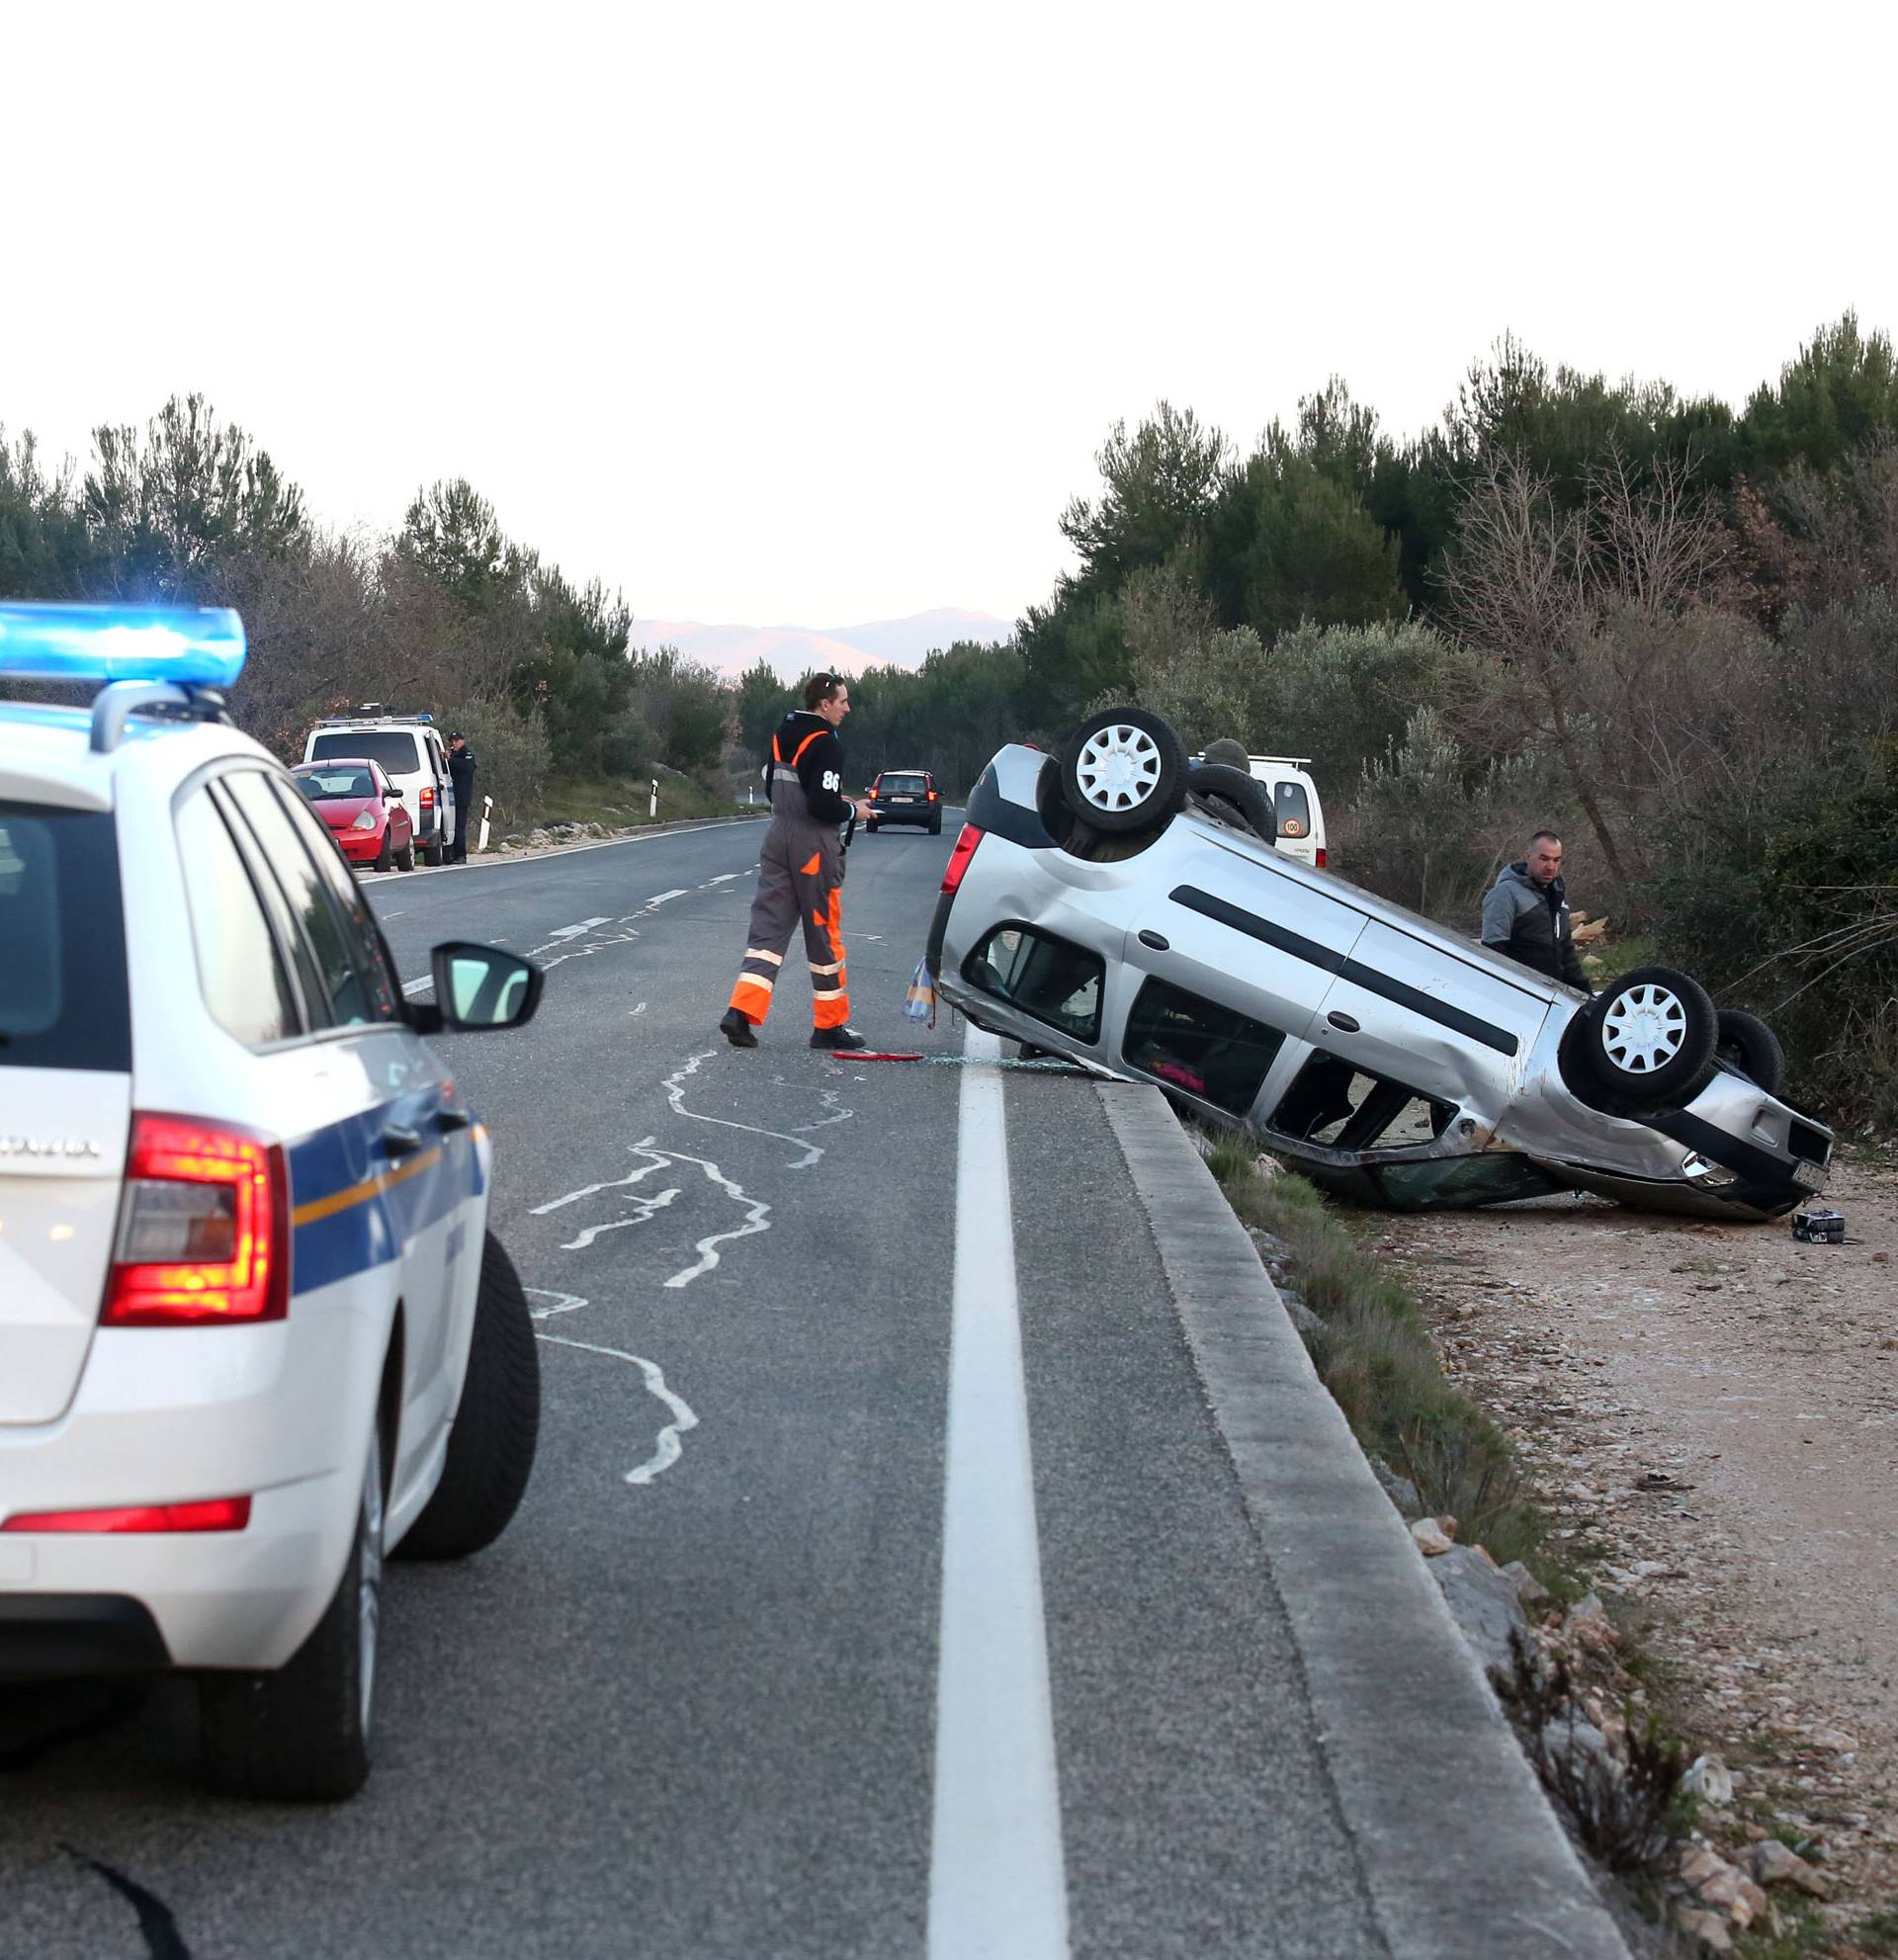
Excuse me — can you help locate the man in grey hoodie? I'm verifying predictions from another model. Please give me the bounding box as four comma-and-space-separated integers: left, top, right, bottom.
1481, 831, 1593, 991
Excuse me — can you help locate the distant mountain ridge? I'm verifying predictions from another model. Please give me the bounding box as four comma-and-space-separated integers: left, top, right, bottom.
626, 607, 1014, 680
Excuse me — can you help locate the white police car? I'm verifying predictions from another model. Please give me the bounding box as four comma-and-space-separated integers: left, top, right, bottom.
0, 604, 543, 1800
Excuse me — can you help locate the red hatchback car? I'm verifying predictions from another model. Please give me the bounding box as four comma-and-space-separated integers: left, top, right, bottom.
290, 758, 415, 871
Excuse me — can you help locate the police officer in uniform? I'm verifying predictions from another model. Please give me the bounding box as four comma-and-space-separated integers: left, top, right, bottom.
721, 673, 874, 1050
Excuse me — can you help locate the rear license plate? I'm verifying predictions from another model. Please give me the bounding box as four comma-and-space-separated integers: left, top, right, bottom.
1792, 1159, 1827, 1190
893, 796, 914, 803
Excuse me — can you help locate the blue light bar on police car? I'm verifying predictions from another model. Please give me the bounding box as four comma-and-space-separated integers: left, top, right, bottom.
0, 603, 246, 689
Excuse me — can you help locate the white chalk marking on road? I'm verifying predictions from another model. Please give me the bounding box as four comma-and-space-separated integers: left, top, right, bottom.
927, 1022, 1070, 1960
561, 1182, 682, 1252
631, 1001, 647, 1015
402, 977, 433, 997
703, 872, 741, 887
792, 1087, 855, 1135
660, 1050, 825, 1168
536, 1335, 700, 1484
522, 1290, 700, 1484
655, 1145, 773, 1289
531, 1149, 673, 1216
548, 916, 612, 940
524, 1287, 590, 1321
647, 889, 689, 907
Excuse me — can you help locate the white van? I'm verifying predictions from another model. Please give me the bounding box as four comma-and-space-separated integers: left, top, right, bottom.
1245, 755, 1327, 869
302, 711, 456, 866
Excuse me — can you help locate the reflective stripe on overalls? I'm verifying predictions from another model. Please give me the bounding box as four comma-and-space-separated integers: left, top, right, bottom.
728, 730, 850, 1030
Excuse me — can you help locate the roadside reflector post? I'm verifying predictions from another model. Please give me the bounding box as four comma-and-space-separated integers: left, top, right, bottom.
650, 779, 658, 818
477, 795, 492, 853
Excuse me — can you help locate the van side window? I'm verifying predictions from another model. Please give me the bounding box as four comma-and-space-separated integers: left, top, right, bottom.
1274, 782, 1312, 840
1271, 1051, 1454, 1150
1124, 978, 1284, 1115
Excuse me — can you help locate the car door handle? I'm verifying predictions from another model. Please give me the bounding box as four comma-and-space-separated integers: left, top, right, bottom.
436, 1106, 473, 1133
382, 1123, 425, 1158
1138, 929, 1170, 952
1326, 1010, 1361, 1033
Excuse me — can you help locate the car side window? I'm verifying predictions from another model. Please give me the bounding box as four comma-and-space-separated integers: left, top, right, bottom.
174, 787, 302, 1047
1123, 977, 1285, 1115
964, 924, 1103, 1042
264, 776, 403, 1022
210, 778, 334, 1032
220, 770, 385, 1027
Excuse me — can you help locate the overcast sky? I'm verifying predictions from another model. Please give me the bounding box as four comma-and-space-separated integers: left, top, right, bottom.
7, 2, 1894, 631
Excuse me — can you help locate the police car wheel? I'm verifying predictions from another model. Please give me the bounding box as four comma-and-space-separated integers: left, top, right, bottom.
1715, 1007, 1786, 1095
199, 1426, 384, 1801
1577, 966, 1718, 1109
395, 1233, 541, 1561
423, 839, 444, 867
1060, 707, 1188, 835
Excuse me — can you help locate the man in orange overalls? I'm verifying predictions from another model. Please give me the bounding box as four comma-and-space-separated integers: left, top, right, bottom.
721, 672, 874, 1051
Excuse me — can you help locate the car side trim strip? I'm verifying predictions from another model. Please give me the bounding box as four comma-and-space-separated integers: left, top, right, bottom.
1168, 885, 1520, 1058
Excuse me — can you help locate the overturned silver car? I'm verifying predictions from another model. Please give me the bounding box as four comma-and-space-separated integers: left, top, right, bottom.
925, 709, 1833, 1217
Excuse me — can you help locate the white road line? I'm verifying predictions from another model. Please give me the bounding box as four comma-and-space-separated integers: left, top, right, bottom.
549, 915, 612, 940
927, 1025, 1070, 1959
647, 888, 689, 907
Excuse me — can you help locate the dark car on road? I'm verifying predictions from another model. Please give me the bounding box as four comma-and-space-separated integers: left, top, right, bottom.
865, 769, 943, 834
924, 706, 1833, 1218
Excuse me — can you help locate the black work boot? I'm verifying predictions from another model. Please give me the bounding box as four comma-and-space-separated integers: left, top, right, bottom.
720, 1008, 759, 1049
810, 1024, 868, 1051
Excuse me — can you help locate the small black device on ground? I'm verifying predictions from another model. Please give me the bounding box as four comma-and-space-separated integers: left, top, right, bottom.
1791, 1209, 1846, 1243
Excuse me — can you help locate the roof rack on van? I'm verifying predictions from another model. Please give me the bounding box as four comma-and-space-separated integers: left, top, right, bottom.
1249, 754, 1312, 769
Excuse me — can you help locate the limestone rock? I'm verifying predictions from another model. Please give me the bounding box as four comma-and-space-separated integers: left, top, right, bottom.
1682, 1753, 1734, 1806
1674, 1906, 1734, 1953
1563, 1591, 1621, 1652
1498, 1560, 1550, 1609
1367, 1456, 1423, 1518
1410, 1516, 1455, 1557
1750, 1839, 1831, 1898
1429, 1544, 1531, 1683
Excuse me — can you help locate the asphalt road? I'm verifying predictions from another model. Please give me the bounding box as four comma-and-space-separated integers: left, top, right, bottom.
0, 815, 1390, 1960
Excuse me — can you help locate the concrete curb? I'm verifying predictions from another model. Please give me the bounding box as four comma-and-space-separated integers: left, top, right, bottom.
1097, 1082, 1631, 1960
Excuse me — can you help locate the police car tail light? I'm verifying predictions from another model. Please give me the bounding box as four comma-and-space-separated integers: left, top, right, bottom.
2, 1497, 251, 1534
941, 824, 985, 895
420, 785, 435, 809
1315, 848, 1328, 869
102, 1116, 289, 1326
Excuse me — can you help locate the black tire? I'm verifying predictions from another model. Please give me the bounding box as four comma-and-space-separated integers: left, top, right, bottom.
200, 1429, 383, 1801
422, 838, 444, 867
395, 1233, 540, 1561
1059, 707, 1188, 836
373, 834, 391, 873
929, 815, 942, 835
1715, 1007, 1786, 1094
865, 818, 880, 833
1572, 966, 1719, 1109
396, 839, 415, 872
1185, 762, 1277, 845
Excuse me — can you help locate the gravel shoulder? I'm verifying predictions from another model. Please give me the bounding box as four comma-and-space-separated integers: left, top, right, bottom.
1369, 1156, 1898, 1928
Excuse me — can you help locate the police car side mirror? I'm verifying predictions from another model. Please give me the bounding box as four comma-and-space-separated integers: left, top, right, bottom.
408, 942, 544, 1035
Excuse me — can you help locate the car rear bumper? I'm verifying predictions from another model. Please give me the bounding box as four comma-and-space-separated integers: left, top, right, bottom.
0, 1595, 170, 1679
870, 805, 938, 824
0, 1312, 382, 1674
